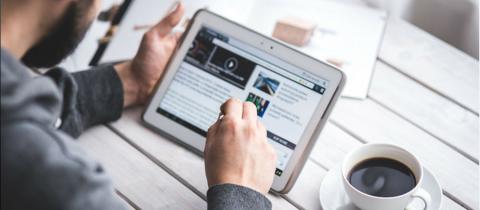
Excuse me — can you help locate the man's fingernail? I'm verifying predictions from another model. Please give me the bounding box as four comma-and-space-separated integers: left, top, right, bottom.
170, 1, 181, 12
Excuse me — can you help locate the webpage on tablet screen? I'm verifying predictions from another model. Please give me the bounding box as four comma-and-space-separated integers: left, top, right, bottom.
157, 27, 328, 176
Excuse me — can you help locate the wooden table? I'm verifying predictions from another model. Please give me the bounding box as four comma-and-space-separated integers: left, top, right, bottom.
76, 15, 479, 210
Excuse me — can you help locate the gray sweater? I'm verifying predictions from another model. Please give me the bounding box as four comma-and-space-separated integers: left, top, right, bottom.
0, 48, 272, 210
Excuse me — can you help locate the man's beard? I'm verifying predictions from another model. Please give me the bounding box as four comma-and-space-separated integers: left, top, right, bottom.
22, 1, 93, 68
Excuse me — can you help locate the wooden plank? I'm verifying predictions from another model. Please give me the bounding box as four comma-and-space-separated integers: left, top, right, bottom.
109, 108, 299, 210
77, 126, 206, 209
311, 123, 362, 169
379, 18, 478, 113
369, 61, 479, 161
329, 98, 479, 209
107, 108, 468, 210
442, 198, 471, 210
308, 123, 466, 210
116, 191, 139, 210
284, 161, 327, 210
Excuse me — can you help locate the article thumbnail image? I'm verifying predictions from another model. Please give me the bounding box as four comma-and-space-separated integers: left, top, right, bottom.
246, 93, 270, 117
187, 39, 215, 65
253, 72, 280, 96
209, 47, 256, 89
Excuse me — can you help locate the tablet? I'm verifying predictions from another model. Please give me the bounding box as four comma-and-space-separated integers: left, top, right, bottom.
143, 9, 345, 193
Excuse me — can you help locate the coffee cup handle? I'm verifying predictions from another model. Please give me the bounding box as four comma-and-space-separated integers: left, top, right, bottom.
406, 188, 431, 210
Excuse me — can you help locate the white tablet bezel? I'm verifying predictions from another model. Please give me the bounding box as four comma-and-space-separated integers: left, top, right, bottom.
143, 10, 345, 193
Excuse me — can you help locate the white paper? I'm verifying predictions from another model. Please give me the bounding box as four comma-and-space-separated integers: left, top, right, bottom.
241, 0, 387, 99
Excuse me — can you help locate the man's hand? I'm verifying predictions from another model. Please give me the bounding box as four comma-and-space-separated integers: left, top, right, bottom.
115, 2, 184, 107
204, 98, 277, 195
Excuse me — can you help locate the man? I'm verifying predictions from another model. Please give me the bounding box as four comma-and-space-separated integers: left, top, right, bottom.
0, 0, 277, 209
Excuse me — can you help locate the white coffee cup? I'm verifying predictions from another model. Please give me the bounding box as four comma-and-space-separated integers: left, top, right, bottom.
342, 143, 431, 210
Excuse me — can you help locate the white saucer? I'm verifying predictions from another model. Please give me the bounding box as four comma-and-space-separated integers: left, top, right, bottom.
319, 166, 442, 210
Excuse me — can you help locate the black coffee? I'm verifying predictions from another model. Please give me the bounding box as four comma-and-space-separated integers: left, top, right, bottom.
348, 158, 416, 197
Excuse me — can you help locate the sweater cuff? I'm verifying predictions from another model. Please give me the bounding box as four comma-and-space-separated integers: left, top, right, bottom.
72, 65, 123, 129
207, 184, 272, 210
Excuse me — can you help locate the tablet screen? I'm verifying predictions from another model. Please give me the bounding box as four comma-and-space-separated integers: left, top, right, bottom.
157, 27, 329, 176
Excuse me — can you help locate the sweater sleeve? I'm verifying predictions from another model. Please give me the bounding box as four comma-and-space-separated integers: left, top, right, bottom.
44, 65, 124, 138
207, 184, 272, 210
1, 121, 129, 210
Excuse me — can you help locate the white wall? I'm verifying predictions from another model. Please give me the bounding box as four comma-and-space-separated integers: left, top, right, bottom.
361, 0, 479, 59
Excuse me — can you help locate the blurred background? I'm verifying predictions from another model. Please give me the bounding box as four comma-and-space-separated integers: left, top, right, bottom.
63, 0, 479, 71
355, 0, 478, 59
